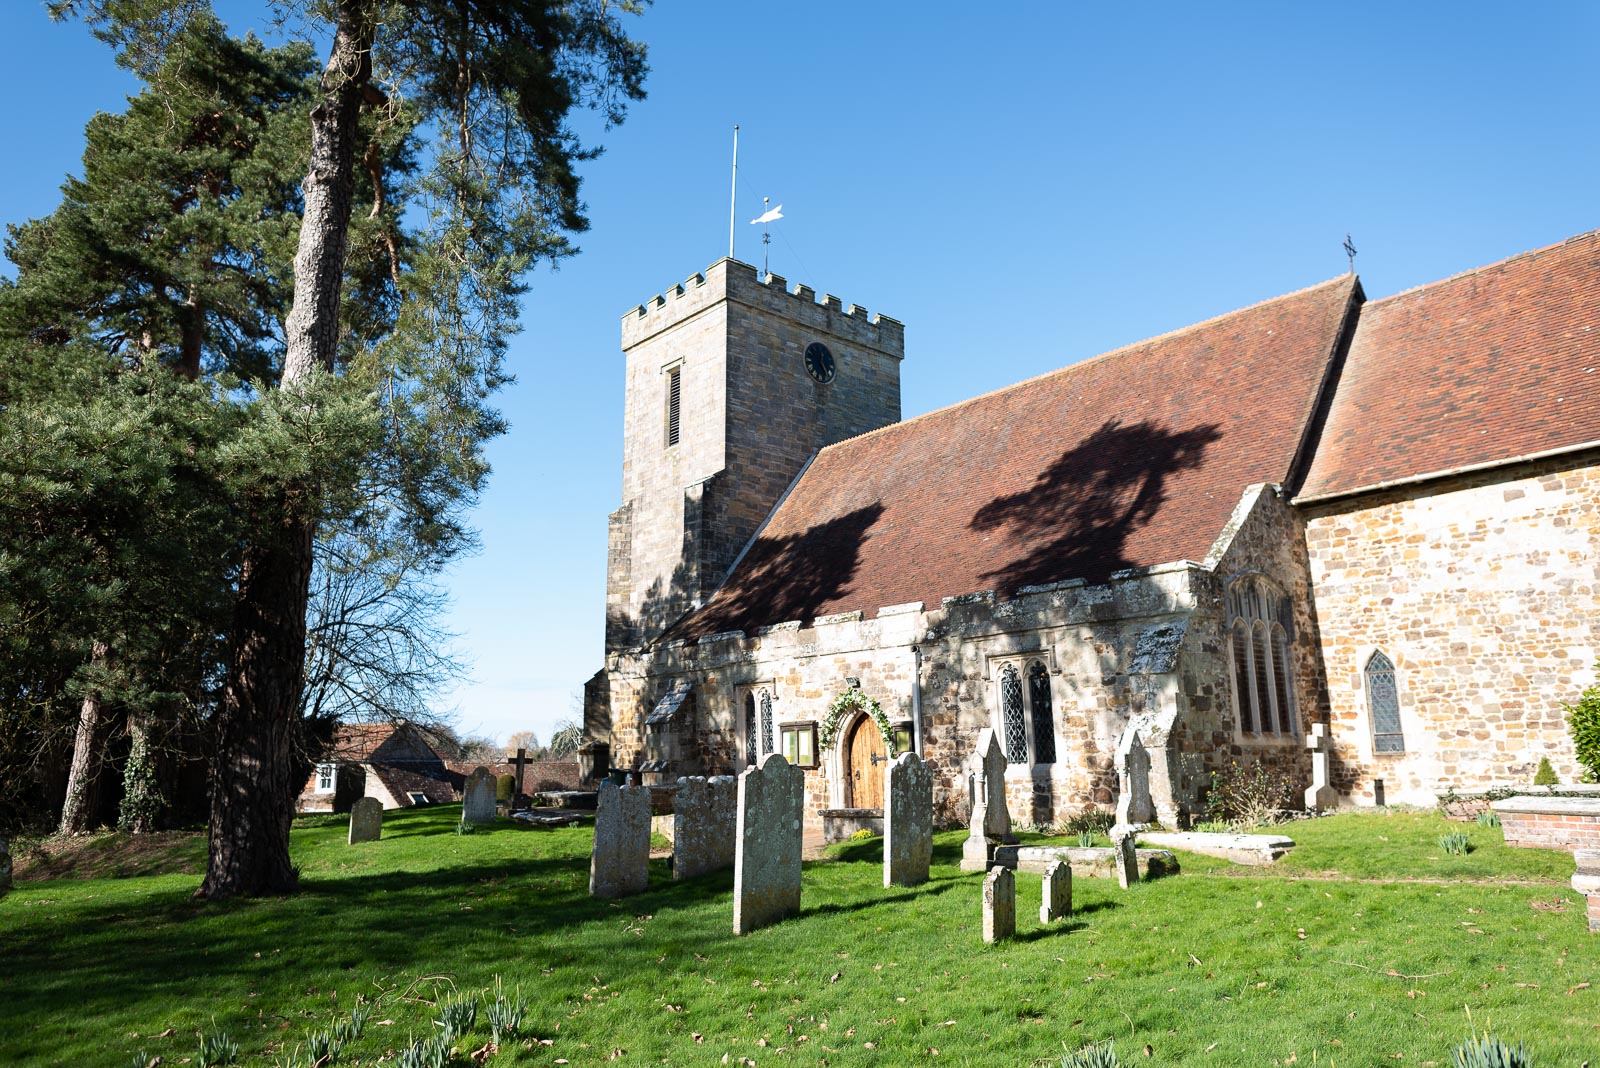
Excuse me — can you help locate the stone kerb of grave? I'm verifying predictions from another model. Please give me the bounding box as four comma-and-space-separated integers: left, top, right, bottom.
982, 865, 1015, 943
1114, 729, 1156, 828
1138, 831, 1294, 866
733, 753, 804, 935
1304, 724, 1338, 811
348, 796, 383, 844
884, 751, 933, 888
961, 728, 1011, 872
462, 766, 498, 824
1040, 859, 1072, 924
590, 780, 651, 899
674, 775, 737, 881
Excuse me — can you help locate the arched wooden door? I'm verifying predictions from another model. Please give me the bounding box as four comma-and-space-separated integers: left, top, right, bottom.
846, 717, 886, 810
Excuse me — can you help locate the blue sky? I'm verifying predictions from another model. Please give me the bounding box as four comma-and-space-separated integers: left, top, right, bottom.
3, 3, 1596, 746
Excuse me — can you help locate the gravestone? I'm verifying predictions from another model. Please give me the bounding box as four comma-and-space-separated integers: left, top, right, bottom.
733, 753, 804, 935
1304, 724, 1338, 810
961, 728, 1011, 871
462, 766, 497, 824
1040, 859, 1072, 923
674, 775, 738, 881
982, 865, 1015, 943
348, 796, 383, 844
1111, 825, 1139, 889
1114, 730, 1155, 827
589, 780, 651, 899
0, 836, 11, 895
884, 752, 933, 888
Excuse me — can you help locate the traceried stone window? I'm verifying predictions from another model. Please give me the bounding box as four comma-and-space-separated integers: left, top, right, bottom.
1226, 574, 1297, 738
759, 689, 775, 756
743, 692, 758, 766
994, 657, 1058, 766
742, 686, 776, 766
1366, 651, 1405, 754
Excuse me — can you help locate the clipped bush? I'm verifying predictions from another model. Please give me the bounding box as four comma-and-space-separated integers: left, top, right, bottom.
1532, 756, 1558, 786
1061, 1039, 1119, 1067
1565, 668, 1600, 781
496, 774, 516, 803
1452, 1032, 1530, 1068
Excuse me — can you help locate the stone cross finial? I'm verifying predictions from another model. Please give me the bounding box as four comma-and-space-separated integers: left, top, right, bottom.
1304, 723, 1338, 811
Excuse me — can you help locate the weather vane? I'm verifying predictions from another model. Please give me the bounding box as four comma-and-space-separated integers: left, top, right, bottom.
750, 197, 784, 278
1343, 232, 1358, 274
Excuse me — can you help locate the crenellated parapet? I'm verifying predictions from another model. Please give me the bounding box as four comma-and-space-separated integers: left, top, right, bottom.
622, 258, 904, 355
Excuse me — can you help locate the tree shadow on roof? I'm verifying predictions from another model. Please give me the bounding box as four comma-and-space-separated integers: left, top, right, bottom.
680, 502, 886, 636
971, 418, 1221, 594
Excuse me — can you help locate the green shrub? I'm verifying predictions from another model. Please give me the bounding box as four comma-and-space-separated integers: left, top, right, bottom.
1532, 756, 1558, 786
1452, 1032, 1530, 1068
850, 828, 875, 841
1061, 1039, 1119, 1067
1475, 810, 1501, 829
1439, 831, 1471, 855
496, 774, 516, 803
1065, 807, 1114, 838
1205, 760, 1296, 828
1566, 668, 1600, 781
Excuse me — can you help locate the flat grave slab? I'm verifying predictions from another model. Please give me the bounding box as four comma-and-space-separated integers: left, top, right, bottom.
1138, 831, 1294, 866
990, 844, 1178, 880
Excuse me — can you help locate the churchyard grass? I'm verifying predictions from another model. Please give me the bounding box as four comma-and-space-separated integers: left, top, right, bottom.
2, 808, 1593, 1065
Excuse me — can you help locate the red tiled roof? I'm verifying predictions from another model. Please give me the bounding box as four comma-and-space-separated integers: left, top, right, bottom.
1299, 231, 1600, 500
678, 275, 1358, 637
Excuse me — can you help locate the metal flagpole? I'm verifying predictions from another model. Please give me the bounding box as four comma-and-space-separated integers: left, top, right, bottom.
728, 125, 739, 260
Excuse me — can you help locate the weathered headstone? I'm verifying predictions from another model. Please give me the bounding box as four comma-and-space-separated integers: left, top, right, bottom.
884, 751, 933, 888
733, 752, 804, 935
1574, 849, 1600, 934
1040, 859, 1072, 923
674, 775, 737, 881
348, 796, 383, 844
1111, 825, 1139, 889
1304, 724, 1338, 811
961, 728, 1011, 871
982, 865, 1015, 943
462, 766, 497, 824
0, 836, 11, 895
589, 779, 651, 899
1114, 730, 1155, 827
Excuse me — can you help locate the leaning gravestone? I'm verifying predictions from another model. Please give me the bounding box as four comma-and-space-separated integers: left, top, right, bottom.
884, 752, 933, 888
589, 780, 651, 899
0, 836, 11, 895
1115, 730, 1155, 828
733, 753, 804, 935
348, 796, 383, 844
462, 766, 497, 824
982, 865, 1015, 943
961, 728, 1011, 871
1111, 825, 1139, 889
1040, 859, 1072, 923
674, 775, 737, 881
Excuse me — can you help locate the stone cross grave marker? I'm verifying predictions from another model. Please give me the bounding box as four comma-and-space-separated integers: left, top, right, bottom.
462, 766, 497, 824
1115, 729, 1155, 827
982, 865, 1015, 943
733, 753, 804, 935
884, 751, 933, 888
1304, 724, 1338, 810
961, 727, 1011, 871
1040, 859, 1072, 923
348, 796, 383, 844
589, 779, 651, 899
1111, 825, 1139, 889
674, 775, 737, 881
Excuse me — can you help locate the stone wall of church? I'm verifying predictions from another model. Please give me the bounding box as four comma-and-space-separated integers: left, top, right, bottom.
1301, 453, 1600, 806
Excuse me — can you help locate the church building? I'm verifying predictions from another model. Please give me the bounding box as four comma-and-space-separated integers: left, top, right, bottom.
586, 231, 1600, 832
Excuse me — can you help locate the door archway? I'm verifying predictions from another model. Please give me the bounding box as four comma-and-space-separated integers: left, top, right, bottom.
845, 715, 886, 810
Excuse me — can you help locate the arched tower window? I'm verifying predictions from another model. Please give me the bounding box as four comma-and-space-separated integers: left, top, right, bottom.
1027, 660, 1056, 764
744, 692, 757, 766
1366, 652, 1405, 753
1226, 574, 1297, 738
999, 663, 1028, 764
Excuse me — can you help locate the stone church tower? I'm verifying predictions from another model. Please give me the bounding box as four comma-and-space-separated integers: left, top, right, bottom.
605, 259, 904, 650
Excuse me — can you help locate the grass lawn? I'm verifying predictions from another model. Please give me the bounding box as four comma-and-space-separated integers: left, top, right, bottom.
2, 808, 1594, 1067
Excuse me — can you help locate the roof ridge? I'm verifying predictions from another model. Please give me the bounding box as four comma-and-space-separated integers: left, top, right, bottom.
816, 273, 1356, 455
1364, 229, 1600, 309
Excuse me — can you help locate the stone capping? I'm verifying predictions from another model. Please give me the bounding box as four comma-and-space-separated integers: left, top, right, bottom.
697, 630, 746, 645
1445, 785, 1600, 800
753, 620, 803, 636
813, 610, 864, 626
875, 601, 924, 617
942, 590, 995, 608
1490, 796, 1600, 816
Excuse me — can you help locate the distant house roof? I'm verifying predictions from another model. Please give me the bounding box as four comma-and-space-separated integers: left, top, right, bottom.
1299, 231, 1600, 501
368, 763, 457, 805
676, 275, 1358, 638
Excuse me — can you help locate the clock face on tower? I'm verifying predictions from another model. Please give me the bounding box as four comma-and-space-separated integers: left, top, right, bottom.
804, 341, 836, 384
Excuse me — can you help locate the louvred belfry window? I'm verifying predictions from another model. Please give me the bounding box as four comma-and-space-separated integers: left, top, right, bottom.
665, 366, 681, 447
1000, 663, 1028, 764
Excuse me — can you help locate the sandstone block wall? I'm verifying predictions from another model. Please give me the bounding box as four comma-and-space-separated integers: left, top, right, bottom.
1301, 455, 1599, 806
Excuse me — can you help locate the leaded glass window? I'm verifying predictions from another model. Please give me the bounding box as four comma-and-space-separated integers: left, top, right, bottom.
1026, 661, 1056, 763
759, 689, 774, 757
1231, 621, 1254, 733
1272, 626, 1294, 734
1251, 621, 1274, 733
1000, 663, 1027, 764
744, 692, 757, 766
1366, 652, 1405, 753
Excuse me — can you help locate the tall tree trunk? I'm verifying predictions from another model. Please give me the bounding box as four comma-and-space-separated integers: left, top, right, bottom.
59, 641, 111, 836
119, 707, 166, 834
196, 1, 375, 900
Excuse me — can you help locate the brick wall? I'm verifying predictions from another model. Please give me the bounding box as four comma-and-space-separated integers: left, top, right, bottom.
1492, 798, 1600, 852
1301, 454, 1600, 806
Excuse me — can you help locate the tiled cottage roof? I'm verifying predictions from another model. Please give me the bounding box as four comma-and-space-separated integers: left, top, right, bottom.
1299, 231, 1600, 500
677, 274, 1358, 638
